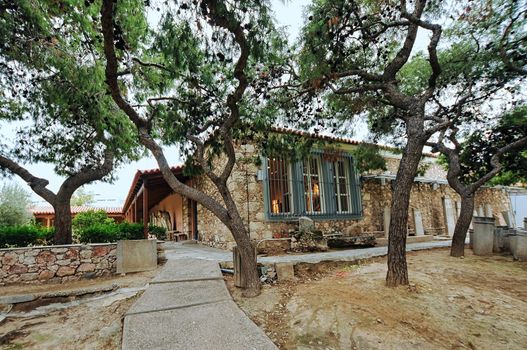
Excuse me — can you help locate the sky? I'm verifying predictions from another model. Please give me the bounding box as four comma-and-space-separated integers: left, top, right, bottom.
1, 0, 526, 226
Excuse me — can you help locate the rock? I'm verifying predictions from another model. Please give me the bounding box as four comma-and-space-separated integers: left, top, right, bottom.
80, 249, 92, 259
82, 272, 97, 279
257, 239, 291, 255
0, 294, 35, 304
1, 253, 17, 266
56, 266, 76, 277
344, 225, 363, 237
8, 264, 28, 274
56, 259, 73, 266
36, 250, 56, 265
275, 262, 295, 281
51, 248, 68, 254
64, 248, 79, 260
38, 270, 55, 280
77, 263, 96, 272
298, 216, 315, 233
19, 273, 38, 281
92, 246, 109, 257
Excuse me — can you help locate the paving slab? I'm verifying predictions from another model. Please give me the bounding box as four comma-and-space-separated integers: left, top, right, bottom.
123, 300, 277, 350
126, 279, 231, 315
122, 256, 277, 350
151, 258, 222, 283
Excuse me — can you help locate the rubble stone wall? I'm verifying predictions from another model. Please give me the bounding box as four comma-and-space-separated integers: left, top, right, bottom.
193, 144, 512, 250
0, 243, 117, 286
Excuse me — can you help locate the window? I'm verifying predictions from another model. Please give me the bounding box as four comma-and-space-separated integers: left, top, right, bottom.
333, 159, 351, 213
267, 157, 293, 215
303, 156, 323, 213
264, 152, 361, 219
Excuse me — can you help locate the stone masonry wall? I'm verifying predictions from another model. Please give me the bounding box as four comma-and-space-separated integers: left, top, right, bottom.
194, 144, 513, 249
0, 243, 117, 286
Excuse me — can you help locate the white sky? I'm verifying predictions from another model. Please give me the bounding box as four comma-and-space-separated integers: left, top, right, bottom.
1, 0, 526, 226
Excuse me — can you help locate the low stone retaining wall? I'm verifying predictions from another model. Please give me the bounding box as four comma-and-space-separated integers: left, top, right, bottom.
0, 243, 118, 285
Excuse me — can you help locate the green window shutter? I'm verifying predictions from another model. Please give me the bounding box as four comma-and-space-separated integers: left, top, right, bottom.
349, 156, 363, 216
262, 157, 271, 219
322, 160, 336, 215
292, 160, 305, 216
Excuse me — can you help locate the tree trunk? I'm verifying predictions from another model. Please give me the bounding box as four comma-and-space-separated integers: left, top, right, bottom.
386, 135, 424, 287
450, 193, 474, 257
53, 200, 73, 244
230, 222, 261, 297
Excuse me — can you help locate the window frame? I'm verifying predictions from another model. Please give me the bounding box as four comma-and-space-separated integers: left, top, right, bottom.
262, 151, 363, 221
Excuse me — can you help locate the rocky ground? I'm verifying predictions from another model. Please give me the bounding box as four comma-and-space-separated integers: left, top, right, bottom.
229, 248, 527, 350
0, 269, 158, 350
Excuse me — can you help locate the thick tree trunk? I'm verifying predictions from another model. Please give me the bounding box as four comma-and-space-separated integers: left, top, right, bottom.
53, 200, 73, 244
450, 193, 474, 257
386, 135, 424, 287
230, 222, 261, 297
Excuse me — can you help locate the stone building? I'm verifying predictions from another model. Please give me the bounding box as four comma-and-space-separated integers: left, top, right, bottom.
122, 129, 514, 250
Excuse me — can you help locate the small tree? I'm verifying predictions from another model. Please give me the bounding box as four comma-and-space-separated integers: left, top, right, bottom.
0, 1, 139, 244
429, 107, 527, 257
0, 182, 32, 226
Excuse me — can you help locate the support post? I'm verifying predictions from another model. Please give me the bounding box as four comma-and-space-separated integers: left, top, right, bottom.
143, 180, 149, 239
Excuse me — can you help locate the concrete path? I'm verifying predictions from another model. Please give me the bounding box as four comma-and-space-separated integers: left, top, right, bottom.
122, 258, 277, 350
164, 239, 453, 265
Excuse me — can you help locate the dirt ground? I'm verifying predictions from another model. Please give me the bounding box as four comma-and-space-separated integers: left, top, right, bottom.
229, 248, 527, 350
0, 269, 159, 350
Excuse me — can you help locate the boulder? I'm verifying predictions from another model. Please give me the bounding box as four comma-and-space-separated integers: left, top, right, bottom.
298, 216, 315, 233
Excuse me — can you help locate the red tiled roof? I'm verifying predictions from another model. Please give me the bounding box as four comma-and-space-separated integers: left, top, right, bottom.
271, 126, 438, 157
31, 206, 123, 215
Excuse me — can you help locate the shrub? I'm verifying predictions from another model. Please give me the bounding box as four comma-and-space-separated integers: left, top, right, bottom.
76, 223, 120, 243
76, 222, 145, 243
72, 210, 115, 233
148, 225, 167, 240
0, 225, 54, 248
117, 222, 144, 240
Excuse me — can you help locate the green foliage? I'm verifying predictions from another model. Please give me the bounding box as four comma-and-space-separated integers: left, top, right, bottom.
456, 106, 527, 185
0, 225, 54, 248
72, 210, 115, 234
350, 144, 387, 173
148, 224, 167, 240
0, 183, 32, 226
0, 0, 141, 180
76, 222, 144, 243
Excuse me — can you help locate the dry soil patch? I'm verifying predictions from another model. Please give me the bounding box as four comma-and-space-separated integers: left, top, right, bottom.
229, 248, 527, 349
0, 269, 159, 349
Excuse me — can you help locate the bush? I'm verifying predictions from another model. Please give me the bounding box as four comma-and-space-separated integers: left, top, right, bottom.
72, 210, 115, 233
76, 222, 145, 243
76, 223, 120, 243
148, 225, 167, 240
117, 222, 144, 240
0, 225, 54, 248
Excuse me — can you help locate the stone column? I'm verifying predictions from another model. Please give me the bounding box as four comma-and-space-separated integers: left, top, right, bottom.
384, 207, 391, 238
472, 216, 495, 256
413, 209, 424, 236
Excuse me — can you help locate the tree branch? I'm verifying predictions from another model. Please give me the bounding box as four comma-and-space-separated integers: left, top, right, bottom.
0, 154, 57, 205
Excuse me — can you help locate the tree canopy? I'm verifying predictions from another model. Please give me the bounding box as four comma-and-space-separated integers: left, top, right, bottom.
0, 182, 32, 226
